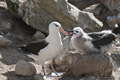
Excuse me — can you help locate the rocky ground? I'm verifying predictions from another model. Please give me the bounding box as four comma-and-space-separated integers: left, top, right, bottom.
1, 0, 120, 80
0, 1, 39, 80
0, 1, 83, 80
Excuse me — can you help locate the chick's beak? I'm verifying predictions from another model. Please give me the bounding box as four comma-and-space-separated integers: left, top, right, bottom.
59, 28, 68, 36
65, 29, 74, 35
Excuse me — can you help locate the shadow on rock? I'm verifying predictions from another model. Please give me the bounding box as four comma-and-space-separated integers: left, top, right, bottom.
2, 71, 34, 80
0, 47, 34, 65
59, 71, 81, 80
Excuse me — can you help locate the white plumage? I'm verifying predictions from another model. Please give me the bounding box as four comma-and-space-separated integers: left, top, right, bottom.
70, 27, 117, 54
19, 21, 68, 77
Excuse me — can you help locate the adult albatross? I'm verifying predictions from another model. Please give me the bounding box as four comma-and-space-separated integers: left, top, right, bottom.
19, 21, 68, 77
69, 26, 119, 54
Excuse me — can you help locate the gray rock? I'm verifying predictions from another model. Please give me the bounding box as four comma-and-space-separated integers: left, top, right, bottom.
32, 31, 46, 40
0, 21, 11, 30
0, 35, 12, 47
15, 60, 36, 76
69, 0, 120, 12
107, 14, 120, 28
0, 1, 7, 8
84, 3, 120, 28
110, 54, 120, 80
68, 0, 100, 10
53, 36, 113, 77
56, 53, 113, 77
6, 0, 103, 33
34, 74, 44, 80
101, 0, 120, 11
80, 76, 100, 80
83, 4, 102, 16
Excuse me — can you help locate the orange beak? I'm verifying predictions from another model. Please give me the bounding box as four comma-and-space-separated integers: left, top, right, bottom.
59, 28, 68, 36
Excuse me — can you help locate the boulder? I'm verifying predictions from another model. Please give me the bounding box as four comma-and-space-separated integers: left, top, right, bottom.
34, 74, 44, 80
54, 53, 113, 77
111, 54, 120, 71
83, 3, 119, 28
0, 35, 12, 47
68, 0, 100, 10
83, 4, 99, 15
15, 60, 36, 76
32, 31, 46, 40
6, 0, 103, 34
69, 0, 120, 12
0, 0, 7, 8
53, 36, 113, 77
68, 0, 120, 29
101, 0, 120, 11
0, 21, 11, 30
83, 4, 110, 28
80, 76, 100, 80
110, 54, 120, 80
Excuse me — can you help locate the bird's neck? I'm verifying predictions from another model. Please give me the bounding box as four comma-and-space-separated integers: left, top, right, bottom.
46, 30, 62, 44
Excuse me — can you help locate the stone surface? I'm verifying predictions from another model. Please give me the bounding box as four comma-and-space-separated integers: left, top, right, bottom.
34, 74, 44, 80
83, 4, 99, 14
107, 14, 120, 28
0, 21, 11, 30
0, 35, 12, 47
68, 0, 100, 10
110, 54, 120, 80
0, 7, 36, 46
68, 0, 120, 29
0, 0, 120, 80
80, 76, 100, 80
53, 36, 113, 77
59, 53, 112, 77
32, 31, 46, 40
15, 60, 36, 76
6, 0, 103, 33
101, 0, 120, 11
0, 0, 7, 8
83, 3, 119, 29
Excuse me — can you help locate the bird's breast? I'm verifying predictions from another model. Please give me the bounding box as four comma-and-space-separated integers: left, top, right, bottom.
40, 42, 63, 54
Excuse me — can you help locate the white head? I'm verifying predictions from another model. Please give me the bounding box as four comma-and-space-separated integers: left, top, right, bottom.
49, 21, 68, 36
72, 27, 84, 37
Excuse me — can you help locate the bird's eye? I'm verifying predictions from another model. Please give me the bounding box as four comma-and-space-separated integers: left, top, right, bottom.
55, 24, 58, 27
75, 31, 79, 33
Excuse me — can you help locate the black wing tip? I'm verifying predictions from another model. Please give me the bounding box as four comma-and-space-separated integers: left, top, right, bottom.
18, 45, 26, 50
17, 45, 30, 54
